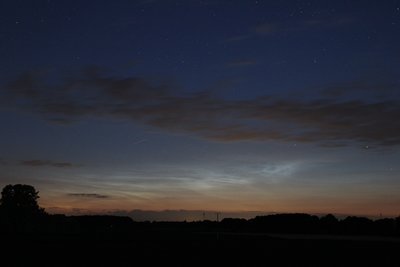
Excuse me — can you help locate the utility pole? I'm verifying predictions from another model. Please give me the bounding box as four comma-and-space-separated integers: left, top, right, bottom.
216, 212, 220, 241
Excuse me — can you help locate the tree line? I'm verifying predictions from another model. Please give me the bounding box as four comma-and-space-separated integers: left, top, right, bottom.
1, 184, 399, 236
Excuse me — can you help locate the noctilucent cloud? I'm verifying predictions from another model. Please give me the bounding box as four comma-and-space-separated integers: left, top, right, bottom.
1, 0, 400, 219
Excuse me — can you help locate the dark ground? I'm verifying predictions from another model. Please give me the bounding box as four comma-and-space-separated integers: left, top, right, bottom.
3, 230, 400, 267
3, 187, 399, 266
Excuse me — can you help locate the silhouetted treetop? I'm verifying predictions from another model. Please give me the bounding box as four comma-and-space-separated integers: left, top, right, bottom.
0, 184, 44, 215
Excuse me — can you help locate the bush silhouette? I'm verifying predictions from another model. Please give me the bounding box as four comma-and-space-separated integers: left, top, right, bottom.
0, 184, 46, 232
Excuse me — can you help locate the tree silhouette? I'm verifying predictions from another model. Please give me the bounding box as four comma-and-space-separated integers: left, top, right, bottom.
0, 184, 45, 232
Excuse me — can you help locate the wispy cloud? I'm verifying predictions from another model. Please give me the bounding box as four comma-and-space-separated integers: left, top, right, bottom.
67, 193, 110, 199
254, 22, 278, 35
320, 80, 399, 98
226, 60, 257, 68
20, 160, 79, 168
2, 67, 400, 147
227, 17, 353, 42
225, 34, 252, 42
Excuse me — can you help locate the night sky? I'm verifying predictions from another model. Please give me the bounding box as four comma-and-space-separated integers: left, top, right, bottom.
1, 0, 400, 220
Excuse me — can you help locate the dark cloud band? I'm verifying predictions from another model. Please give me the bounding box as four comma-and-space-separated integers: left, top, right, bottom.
21, 160, 77, 168
67, 193, 109, 199
3, 67, 400, 147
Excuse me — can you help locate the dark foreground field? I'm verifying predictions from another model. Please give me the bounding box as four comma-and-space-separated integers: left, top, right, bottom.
3, 230, 400, 267
2, 185, 400, 266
